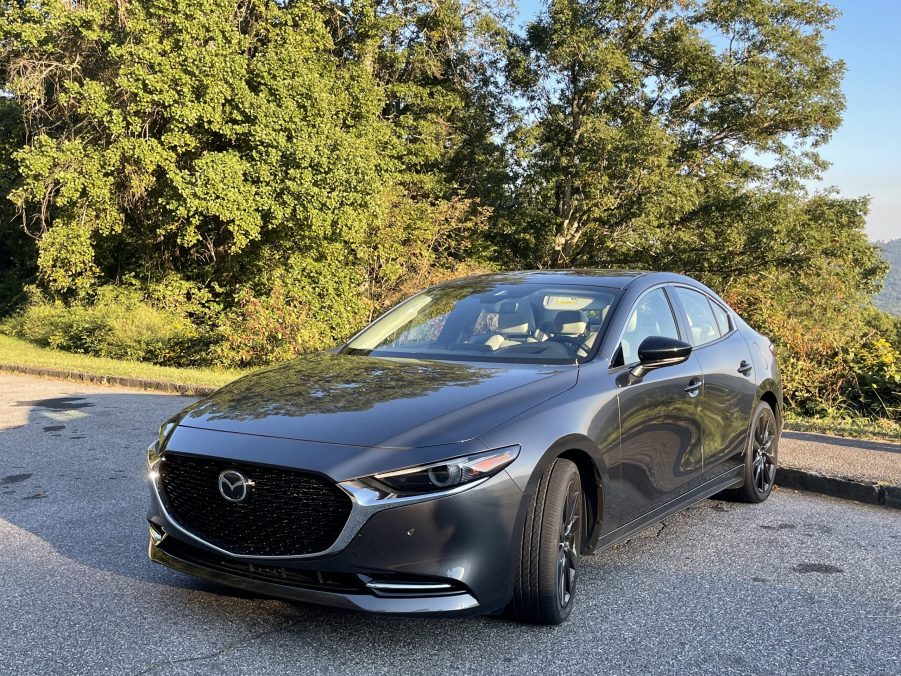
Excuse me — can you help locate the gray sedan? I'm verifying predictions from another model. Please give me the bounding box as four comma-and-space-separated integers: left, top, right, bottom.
147, 270, 782, 624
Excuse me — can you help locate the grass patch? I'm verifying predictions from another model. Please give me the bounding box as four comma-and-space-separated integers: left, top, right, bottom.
0, 334, 247, 391
785, 412, 900, 444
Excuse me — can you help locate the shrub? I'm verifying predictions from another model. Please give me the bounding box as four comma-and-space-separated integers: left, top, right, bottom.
1, 286, 199, 365
726, 281, 901, 422
211, 277, 324, 367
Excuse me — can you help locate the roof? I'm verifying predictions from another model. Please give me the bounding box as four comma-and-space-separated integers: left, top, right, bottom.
438, 269, 652, 290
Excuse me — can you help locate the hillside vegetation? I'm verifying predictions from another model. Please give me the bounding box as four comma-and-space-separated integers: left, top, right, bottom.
875, 239, 901, 316
0, 0, 898, 423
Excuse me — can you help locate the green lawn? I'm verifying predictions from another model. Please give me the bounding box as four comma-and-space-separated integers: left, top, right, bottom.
784, 412, 900, 443
0, 334, 247, 392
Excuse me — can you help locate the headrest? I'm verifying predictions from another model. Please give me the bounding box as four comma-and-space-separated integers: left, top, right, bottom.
625, 309, 637, 332
554, 310, 587, 336
497, 301, 533, 335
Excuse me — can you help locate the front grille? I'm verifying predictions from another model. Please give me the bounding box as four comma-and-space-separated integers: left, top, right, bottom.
157, 453, 352, 557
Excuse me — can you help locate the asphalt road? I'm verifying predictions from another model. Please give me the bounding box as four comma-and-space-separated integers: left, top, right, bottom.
1, 373, 899, 676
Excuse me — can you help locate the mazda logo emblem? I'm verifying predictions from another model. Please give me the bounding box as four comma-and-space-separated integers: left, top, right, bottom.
218, 470, 253, 503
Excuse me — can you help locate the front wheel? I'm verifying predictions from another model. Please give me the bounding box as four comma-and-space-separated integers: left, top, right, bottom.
508, 458, 583, 625
731, 401, 779, 503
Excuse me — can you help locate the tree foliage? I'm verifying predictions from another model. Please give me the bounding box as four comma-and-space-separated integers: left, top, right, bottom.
504, 0, 846, 267
0, 0, 499, 362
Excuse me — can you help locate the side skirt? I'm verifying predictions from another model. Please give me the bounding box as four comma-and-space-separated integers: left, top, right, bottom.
593, 466, 744, 552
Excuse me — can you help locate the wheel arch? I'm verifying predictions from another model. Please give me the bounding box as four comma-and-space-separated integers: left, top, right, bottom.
759, 390, 779, 422
521, 435, 607, 555
756, 380, 782, 428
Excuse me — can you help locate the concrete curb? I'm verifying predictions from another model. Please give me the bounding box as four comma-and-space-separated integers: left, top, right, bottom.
0, 363, 217, 397
776, 467, 901, 510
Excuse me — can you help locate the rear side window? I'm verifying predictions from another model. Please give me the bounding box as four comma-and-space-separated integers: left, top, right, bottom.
709, 300, 731, 335
674, 287, 721, 347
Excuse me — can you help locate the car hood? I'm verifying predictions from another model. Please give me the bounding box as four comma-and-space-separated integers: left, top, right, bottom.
177, 352, 578, 448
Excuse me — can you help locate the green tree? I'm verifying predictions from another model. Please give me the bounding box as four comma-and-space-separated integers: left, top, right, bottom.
324, 0, 510, 311
0, 0, 393, 359
0, 0, 514, 357
0, 89, 32, 314
506, 0, 847, 268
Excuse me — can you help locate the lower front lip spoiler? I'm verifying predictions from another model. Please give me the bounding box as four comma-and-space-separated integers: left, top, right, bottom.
149, 536, 481, 617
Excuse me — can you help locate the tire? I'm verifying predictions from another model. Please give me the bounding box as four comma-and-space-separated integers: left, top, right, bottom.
728, 401, 779, 503
508, 458, 583, 625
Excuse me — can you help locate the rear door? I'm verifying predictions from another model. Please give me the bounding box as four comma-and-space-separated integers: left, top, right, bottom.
670, 286, 757, 480
614, 287, 705, 524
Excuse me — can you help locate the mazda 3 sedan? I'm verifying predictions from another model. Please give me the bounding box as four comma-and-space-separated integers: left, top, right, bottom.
147, 270, 781, 624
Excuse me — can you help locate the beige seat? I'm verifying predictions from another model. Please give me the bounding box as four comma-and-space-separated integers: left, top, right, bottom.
551, 310, 595, 356
485, 301, 537, 350
691, 323, 718, 344
553, 310, 588, 337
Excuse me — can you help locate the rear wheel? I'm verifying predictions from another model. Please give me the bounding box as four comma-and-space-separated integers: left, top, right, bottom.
729, 401, 779, 503
509, 458, 583, 625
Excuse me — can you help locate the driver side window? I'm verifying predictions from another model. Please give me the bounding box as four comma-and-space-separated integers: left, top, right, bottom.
619, 289, 680, 365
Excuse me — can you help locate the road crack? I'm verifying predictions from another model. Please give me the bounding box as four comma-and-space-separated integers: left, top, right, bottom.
132, 626, 286, 675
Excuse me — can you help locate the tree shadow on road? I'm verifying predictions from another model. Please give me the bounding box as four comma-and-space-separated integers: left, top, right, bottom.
0, 385, 226, 591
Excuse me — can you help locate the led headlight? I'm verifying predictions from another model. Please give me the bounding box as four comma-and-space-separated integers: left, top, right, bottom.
371, 446, 519, 495
147, 417, 179, 469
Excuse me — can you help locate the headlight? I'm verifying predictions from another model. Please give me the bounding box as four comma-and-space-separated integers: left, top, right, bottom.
148, 418, 179, 468
370, 446, 519, 496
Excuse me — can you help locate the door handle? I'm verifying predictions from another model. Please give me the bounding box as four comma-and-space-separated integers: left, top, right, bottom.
738, 360, 753, 376
684, 379, 703, 397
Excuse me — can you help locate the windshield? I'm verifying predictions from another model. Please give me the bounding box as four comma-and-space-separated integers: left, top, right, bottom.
343, 281, 620, 364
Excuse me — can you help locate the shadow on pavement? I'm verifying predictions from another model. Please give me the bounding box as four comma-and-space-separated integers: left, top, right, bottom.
0, 388, 262, 595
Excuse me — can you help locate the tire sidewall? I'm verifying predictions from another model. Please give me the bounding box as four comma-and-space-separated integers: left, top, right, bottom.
537, 459, 582, 623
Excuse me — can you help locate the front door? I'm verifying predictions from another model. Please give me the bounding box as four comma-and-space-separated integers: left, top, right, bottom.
671, 286, 757, 480
614, 287, 704, 525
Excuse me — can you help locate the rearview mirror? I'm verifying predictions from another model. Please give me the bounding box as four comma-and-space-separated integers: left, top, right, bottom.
630, 336, 692, 378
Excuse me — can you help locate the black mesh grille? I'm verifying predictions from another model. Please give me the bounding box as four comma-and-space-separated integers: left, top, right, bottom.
157, 453, 352, 557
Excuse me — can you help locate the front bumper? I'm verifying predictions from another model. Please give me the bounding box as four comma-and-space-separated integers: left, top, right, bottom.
148, 467, 524, 616
149, 533, 481, 615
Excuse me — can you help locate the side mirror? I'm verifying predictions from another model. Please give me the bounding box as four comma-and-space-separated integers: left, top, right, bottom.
630, 336, 692, 378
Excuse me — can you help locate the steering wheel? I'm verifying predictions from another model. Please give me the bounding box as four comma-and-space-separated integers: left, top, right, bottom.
548, 334, 586, 353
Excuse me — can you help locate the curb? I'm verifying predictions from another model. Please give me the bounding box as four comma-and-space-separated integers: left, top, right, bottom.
776, 467, 901, 510
0, 363, 217, 397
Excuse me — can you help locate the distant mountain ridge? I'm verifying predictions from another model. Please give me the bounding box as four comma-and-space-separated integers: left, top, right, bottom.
875, 238, 901, 316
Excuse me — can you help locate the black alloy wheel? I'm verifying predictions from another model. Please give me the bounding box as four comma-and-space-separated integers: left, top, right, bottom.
751, 410, 777, 495
557, 476, 581, 608
729, 401, 779, 503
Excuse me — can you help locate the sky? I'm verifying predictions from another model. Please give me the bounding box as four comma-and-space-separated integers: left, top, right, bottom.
816, 0, 901, 241
516, 0, 901, 242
